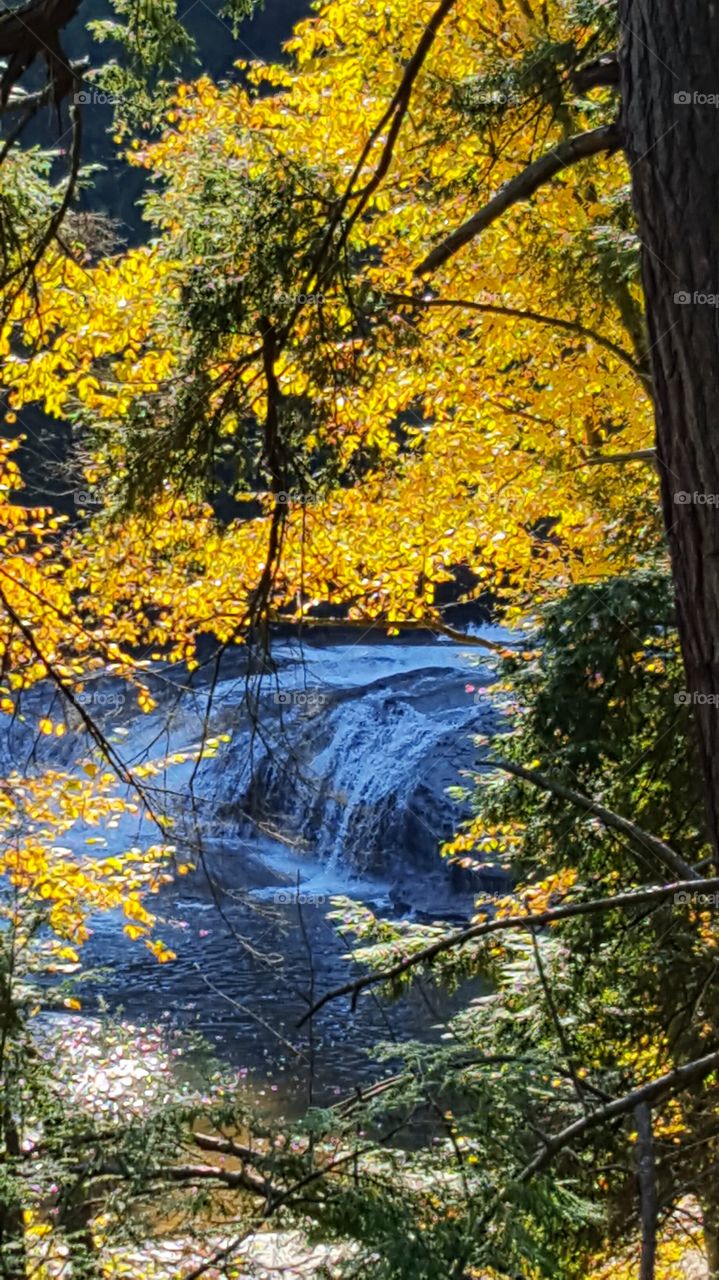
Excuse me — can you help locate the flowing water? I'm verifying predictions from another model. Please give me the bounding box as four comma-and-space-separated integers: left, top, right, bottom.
6, 629, 510, 1108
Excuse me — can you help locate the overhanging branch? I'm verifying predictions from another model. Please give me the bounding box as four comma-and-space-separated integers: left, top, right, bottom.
519, 1050, 719, 1182
387, 290, 649, 389
492, 758, 698, 882
417, 122, 622, 276
297, 875, 719, 1025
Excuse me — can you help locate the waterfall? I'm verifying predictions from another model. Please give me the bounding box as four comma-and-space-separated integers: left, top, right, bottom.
3, 631, 509, 1078
3, 631, 511, 909
165, 633, 510, 904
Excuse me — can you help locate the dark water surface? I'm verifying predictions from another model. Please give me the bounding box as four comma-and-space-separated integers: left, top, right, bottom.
56, 633, 504, 1115
81, 870, 463, 1114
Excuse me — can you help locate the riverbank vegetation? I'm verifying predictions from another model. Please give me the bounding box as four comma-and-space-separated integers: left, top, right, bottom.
0, 0, 717, 1275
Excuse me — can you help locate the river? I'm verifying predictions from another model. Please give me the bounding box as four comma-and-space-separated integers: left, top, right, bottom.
14, 629, 508, 1113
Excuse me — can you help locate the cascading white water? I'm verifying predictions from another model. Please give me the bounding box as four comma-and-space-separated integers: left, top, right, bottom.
168, 633, 511, 904
3, 629, 511, 906
3, 631, 509, 1090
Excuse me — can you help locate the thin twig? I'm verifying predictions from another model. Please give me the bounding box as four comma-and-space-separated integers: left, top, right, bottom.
386, 292, 648, 388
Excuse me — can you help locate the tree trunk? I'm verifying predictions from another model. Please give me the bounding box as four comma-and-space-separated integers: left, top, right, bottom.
702, 1198, 719, 1280
618, 0, 719, 858
0, 1111, 26, 1280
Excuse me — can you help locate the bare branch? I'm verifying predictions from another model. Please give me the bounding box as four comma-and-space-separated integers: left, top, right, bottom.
427, 619, 517, 653
265, 615, 519, 655
492, 758, 699, 882
192, 1133, 267, 1164
417, 123, 622, 276
297, 875, 719, 1026
149, 1161, 274, 1199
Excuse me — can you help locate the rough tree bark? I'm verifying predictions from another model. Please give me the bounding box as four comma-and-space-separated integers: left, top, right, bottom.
619, 0, 719, 861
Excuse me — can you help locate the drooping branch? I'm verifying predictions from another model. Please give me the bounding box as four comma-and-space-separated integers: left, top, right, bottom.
464, 1049, 719, 1245
416, 123, 622, 276
518, 1049, 719, 1183
386, 291, 650, 389
0, 580, 134, 786
492, 758, 698, 882
297, 875, 719, 1025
